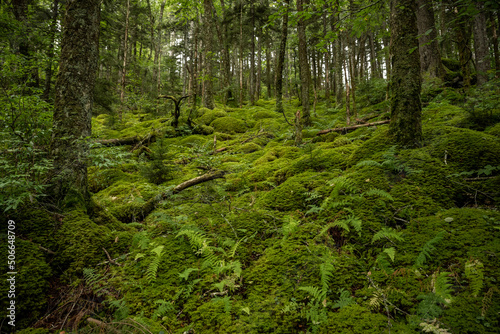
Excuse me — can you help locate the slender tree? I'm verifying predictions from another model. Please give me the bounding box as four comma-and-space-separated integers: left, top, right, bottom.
297, 0, 311, 126
275, 0, 289, 120
473, 1, 491, 86
416, 0, 445, 79
389, 0, 423, 147
51, 0, 100, 207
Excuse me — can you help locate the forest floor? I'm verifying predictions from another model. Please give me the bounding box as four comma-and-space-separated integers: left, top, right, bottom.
6, 81, 500, 334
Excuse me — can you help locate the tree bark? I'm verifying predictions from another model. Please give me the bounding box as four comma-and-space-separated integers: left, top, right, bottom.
120, 0, 130, 108
416, 0, 445, 79
297, 0, 311, 126
275, 0, 289, 117
473, 1, 491, 86
490, 13, 500, 78
389, 0, 423, 148
51, 0, 100, 208
202, 0, 215, 109
42, 0, 59, 101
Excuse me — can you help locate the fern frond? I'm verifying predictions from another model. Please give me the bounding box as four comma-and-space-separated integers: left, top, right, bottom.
299, 286, 325, 302
332, 288, 354, 309
328, 199, 353, 210
344, 214, 363, 236
372, 227, 404, 244
229, 237, 245, 259
83, 268, 101, 287
319, 261, 335, 293
369, 289, 383, 311
363, 188, 394, 201
383, 247, 396, 262
419, 319, 451, 334
329, 176, 358, 197
146, 254, 162, 282
153, 299, 174, 320
481, 287, 500, 316
376, 251, 393, 275
414, 231, 446, 267
132, 231, 151, 250
355, 160, 382, 168
179, 267, 199, 281
433, 271, 453, 304
465, 258, 484, 297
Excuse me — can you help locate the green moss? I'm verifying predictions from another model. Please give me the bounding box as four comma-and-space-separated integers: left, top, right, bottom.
0, 240, 52, 329
252, 110, 279, 120
239, 142, 262, 153
210, 117, 247, 134
180, 134, 209, 147
325, 304, 388, 333
422, 103, 467, 127
348, 128, 392, 166
485, 122, 500, 137
424, 126, 500, 172
88, 167, 131, 193
196, 109, 228, 125
192, 124, 214, 135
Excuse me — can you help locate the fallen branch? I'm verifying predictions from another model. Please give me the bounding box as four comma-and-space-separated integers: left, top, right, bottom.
172, 170, 226, 194
102, 247, 123, 266
316, 120, 390, 135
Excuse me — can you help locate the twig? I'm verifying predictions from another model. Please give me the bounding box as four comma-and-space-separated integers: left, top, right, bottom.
102, 248, 123, 266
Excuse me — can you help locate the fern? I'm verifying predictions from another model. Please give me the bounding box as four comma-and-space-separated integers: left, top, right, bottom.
179, 267, 199, 281
329, 175, 358, 197
376, 251, 393, 274
83, 268, 107, 297
132, 231, 152, 250
299, 286, 325, 302
371, 227, 404, 244
433, 271, 453, 304
363, 188, 394, 201
414, 231, 446, 267
465, 258, 484, 297
146, 245, 164, 282
383, 247, 396, 262
108, 298, 130, 321
153, 299, 174, 320
332, 288, 354, 309
419, 319, 451, 334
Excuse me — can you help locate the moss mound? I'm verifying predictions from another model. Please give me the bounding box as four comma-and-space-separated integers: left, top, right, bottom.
210, 117, 247, 134
196, 108, 228, 125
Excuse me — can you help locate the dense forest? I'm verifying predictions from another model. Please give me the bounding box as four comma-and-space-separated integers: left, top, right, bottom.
1, 0, 500, 333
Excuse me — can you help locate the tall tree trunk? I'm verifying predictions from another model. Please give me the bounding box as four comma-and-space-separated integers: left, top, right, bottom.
369, 32, 378, 79
333, 5, 343, 107
416, 0, 445, 79
454, 2, 473, 88
191, 20, 198, 107
490, 13, 500, 78
249, 2, 256, 105
202, 0, 215, 109
266, 40, 272, 98
51, 0, 100, 208
256, 25, 262, 101
120, 0, 130, 107
42, 0, 59, 101
473, 1, 491, 86
154, 0, 167, 97
297, 0, 311, 126
275, 0, 289, 116
389, 0, 423, 148
239, 1, 244, 107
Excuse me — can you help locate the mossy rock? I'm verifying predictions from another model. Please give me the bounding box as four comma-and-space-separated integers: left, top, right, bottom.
239, 142, 262, 153
485, 122, 500, 137
424, 126, 500, 172
210, 117, 247, 134
348, 128, 392, 166
88, 167, 131, 193
422, 103, 467, 127
252, 110, 279, 120
253, 118, 283, 133
196, 109, 228, 125
192, 124, 214, 135
0, 240, 51, 329
180, 134, 209, 147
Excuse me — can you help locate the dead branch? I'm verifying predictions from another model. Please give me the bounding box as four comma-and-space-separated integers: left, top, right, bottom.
102, 248, 123, 266
172, 170, 226, 194
316, 120, 390, 135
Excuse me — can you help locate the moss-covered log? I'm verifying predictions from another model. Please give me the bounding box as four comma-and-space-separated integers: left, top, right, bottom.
316, 120, 390, 135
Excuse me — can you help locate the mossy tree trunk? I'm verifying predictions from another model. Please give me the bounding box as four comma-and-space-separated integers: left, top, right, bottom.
389, 0, 423, 148
51, 0, 100, 208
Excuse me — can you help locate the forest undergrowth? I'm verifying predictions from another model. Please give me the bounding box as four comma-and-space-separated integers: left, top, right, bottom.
2, 79, 500, 334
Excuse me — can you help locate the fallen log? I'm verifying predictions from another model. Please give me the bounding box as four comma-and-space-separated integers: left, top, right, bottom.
132, 170, 228, 222
316, 120, 390, 136
94, 132, 156, 147
172, 170, 226, 194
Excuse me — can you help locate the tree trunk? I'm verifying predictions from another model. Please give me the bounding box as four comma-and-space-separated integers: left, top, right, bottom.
416, 0, 445, 79
490, 13, 500, 78
42, 0, 59, 101
202, 0, 215, 109
389, 0, 423, 148
154, 0, 167, 97
275, 0, 289, 116
239, 1, 244, 108
473, 1, 491, 86
297, 0, 311, 126
51, 0, 100, 208
120, 0, 130, 107
256, 25, 262, 102
266, 40, 272, 98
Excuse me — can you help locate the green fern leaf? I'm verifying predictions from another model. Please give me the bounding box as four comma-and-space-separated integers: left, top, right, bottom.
414, 231, 446, 267
383, 247, 396, 262
465, 259, 484, 297
364, 188, 394, 201
179, 267, 199, 281
372, 227, 404, 244
332, 288, 354, 309
299, 286, 325, 302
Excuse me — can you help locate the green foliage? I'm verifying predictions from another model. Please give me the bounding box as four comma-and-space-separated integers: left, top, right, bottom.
140, 139, 177, 184
146, 245, 165, 282
414, 231, 446, 267
464, 258, 484, 297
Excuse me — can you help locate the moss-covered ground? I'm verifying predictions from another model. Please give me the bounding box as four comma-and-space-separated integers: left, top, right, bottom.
4, 81, 500, 334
